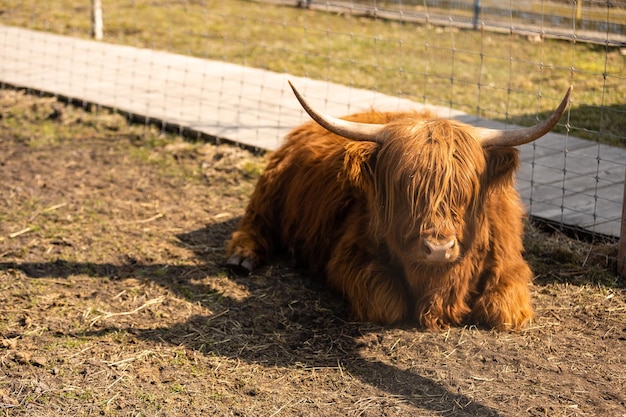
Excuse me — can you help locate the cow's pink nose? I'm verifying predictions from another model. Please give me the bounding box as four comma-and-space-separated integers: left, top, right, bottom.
423, 238, 457, 262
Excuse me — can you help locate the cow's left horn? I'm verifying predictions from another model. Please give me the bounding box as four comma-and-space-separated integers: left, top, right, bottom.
288, 80, 386, 143
475, 86, 572, 148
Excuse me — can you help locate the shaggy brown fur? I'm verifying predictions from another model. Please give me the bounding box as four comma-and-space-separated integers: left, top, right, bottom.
227, 110, 534, 330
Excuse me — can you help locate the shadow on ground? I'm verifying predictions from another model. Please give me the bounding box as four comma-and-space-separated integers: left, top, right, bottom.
0, 220, 504, 416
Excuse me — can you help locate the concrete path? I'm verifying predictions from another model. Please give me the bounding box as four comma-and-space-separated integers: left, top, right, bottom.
1, 25, 624, 237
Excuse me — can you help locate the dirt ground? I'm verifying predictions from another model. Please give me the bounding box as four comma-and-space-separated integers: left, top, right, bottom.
0, 89, 624, 416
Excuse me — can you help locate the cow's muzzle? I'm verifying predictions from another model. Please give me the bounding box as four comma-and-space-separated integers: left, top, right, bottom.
422, 236, 458, 263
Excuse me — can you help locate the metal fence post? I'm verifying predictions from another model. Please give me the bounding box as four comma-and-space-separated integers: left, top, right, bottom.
618, 168, 626, 277
473, 0, 481, 30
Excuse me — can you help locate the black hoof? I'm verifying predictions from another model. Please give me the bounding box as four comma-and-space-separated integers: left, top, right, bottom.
226, 254, 257, 275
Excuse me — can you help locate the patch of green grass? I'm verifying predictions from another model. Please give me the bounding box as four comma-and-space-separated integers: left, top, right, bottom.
169, 382, 186, 394
58, 338, 91, 349
241, 160, 265, 179
136, 390, 160, 408
126, 137, 204, 182
60, 389, 94, 402
170, 350, 190, 367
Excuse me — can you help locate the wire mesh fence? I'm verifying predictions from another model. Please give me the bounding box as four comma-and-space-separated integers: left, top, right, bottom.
0, 0, 624, 270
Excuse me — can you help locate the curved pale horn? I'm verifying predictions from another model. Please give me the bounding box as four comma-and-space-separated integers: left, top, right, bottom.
288, 80, 385, 143
475, 86, 572, 148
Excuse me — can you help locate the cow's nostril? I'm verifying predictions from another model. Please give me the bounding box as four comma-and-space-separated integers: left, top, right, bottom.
423, 238, 456, 261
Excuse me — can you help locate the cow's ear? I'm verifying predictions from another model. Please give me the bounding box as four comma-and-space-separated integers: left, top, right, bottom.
484, 147, 520, 189
342, 141, 380, 190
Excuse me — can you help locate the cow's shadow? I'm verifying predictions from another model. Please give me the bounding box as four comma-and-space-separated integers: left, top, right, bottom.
1, 220, 502, 416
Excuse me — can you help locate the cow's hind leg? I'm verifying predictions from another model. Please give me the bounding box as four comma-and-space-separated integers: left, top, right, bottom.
226, 207, 277, 274
226, 231, 261, 274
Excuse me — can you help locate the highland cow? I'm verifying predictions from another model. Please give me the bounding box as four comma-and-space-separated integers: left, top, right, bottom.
227, 81, 571, 330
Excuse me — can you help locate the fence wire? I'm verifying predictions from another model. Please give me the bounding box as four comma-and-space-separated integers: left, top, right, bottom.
0, 0, 624, 248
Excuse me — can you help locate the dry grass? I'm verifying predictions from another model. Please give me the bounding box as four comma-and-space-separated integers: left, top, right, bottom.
0, 88, 624, 416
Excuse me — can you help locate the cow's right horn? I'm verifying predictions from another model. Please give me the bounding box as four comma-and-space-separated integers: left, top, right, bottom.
474, 86, 572, 148
289, 80, 386, 143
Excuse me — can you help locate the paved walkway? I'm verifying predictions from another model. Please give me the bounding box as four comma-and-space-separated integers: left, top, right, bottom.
1, 25, 624, 237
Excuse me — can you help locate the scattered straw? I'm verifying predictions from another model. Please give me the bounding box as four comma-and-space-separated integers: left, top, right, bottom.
104, 350, 154, 369
43, 202, 68, 212
86, 296, 166, 326
9, 227, 32, 239
117, 213, 164, 225
268, 398, 305, 417
66, 343, 97, 359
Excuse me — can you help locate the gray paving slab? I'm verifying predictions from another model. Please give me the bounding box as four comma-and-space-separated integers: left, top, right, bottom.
0, 24, 624, 237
